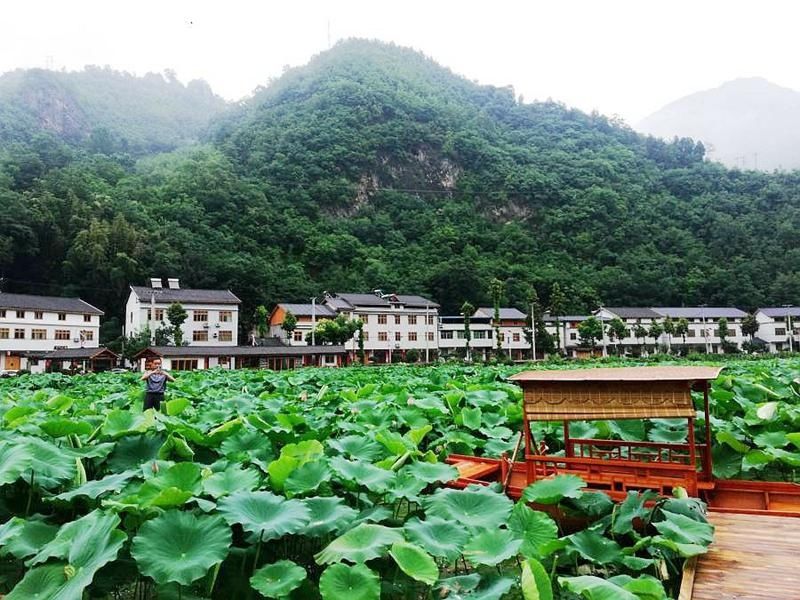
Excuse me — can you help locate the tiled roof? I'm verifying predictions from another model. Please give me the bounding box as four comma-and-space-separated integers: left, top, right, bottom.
603, 307, 662, 319
130, 286, 240, 305
0, 293, 103, 315
758, 307, 800, 318
395, 295, 440, 308
541, 313, 591, 322
654, 307, 747, 319
326, 293, 439, 310
474, 307, 527, 320
277, 303, 336, 318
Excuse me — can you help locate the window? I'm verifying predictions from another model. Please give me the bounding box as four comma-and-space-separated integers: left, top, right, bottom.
687, 330, 696, 338
378, 314, 387, 325
293, 330, 303, 342
361, 314, 370, 324
172, 359, 198, 371
31, 329, 47, 340
394, 315, 401, 325
0, 328, 7, 339
441, 331, 453, 339
499, 333, 506, 342
34, 311, 43, 320
776, 327, 787, 336
54, 330, 70, 340
408, 332, 418, 341
193, 330, 209, 342
513, 332, 521, 342
0, 310, 5, 318
474, 331, 486, 339
427, 332, 435, 341
408, 315, 417, 325
57, 313, 66, 321
14, 329, 25, 339
456, 331, 466, 339
149, 308, 164, 321
378, 332, 388, 342
219, 331, 233, 342
395, 332, 401, 341
362, 331, 369, 341
570, 332, 577, 340
219, 311, 232, 323
83, 314, 91, 322
193, 310, 208, 322
81, 330, 94, 341
16, 311, 25, 319
427, 315, 435, 325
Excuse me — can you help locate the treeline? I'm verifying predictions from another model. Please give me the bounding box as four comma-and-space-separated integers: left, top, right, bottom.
2, 40, 800, 345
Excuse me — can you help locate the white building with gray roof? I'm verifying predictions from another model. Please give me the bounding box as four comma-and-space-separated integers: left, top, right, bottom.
754, 307, 800, 352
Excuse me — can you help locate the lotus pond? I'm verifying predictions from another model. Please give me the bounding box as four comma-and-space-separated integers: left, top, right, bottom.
0, 358, 795, 599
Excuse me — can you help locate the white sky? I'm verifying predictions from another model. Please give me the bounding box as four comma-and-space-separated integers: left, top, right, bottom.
1, 0, 798, 123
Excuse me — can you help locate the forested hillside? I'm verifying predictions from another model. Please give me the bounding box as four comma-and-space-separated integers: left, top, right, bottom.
2, 40, 800, 342
0, 66, 226, 153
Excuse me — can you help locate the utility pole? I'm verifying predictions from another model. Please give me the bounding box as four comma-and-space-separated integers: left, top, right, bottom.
424, 303, 430, 364
598, 306, 607, 357
310, 296, 316, 346
783, 304, 794, 352
700, 304, 710, 354
530, 300, 537, 361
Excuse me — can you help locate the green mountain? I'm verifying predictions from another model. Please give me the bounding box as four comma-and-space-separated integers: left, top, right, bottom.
2, 40, 800, 341
637, 77, 800, 171
0, 66, 226, 153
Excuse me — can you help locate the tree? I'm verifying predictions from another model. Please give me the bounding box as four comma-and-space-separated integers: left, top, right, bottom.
607, 318, 628, 355
633, 321, 649, 355
717, 317, 736, 353
489, 278, 504, 355
154, 325, 172, 346
549, 282, 567, 353
675, 318, 690, 347
662, 316, 675, 353
742, 313, 759, 340
460, 301, 475, 362
578, 316, 603, 350
306, 315, 362, 346
281, 311, 298, 339
254, 305, 269, 338
357, 322, 366, 364
166, 302, 188, 346
524, 288, 555, 358
648, 321, 664, 353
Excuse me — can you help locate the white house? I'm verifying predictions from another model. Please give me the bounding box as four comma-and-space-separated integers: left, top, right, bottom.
439, 307, 530, 360
0, 292, 103, 372
754, 307, 800, 352
267, 303, 337, 345
542, 313, 591, 356
125, 278, 240, 346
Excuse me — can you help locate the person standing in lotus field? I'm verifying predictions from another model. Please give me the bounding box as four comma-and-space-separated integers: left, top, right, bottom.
140, 358, 175, 411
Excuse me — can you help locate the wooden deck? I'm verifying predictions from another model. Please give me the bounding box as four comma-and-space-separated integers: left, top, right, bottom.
684, 512, 800, 599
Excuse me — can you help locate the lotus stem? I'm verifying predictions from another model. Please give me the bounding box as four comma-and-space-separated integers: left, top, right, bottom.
253, 531, 264, 572
207, 561, 221, 596
24, 471, 34, 516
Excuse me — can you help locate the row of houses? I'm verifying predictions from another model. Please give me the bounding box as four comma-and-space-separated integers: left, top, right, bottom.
2, 277, 799, 373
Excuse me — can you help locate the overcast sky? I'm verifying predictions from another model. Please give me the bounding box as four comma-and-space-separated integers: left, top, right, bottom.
1, 0, 797, 124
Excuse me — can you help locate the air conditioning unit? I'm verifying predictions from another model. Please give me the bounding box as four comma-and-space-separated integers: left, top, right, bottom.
73, 338, 80, 343
203, 324, 210, 329
215, 323, 221, 328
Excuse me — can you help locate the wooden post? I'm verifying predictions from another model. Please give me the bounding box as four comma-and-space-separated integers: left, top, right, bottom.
687, 416, 698, 495
703, 382, 713, 480
563, 421, 571, 457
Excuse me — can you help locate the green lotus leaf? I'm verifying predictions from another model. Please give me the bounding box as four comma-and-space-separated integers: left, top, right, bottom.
330, 456, 395, 492
461, 407, 482, 430
402, 461, 459, 484
28, 510, 126, 569
650, 536, 708, 557
267, 440, 324, 491
165, 397, 190, 416
652, 511, 714, 546
131, 510, 231, 586
434, 575, 515, 599
39, 419, 93, 438
158, 433, 195, 460
386, 471, 428, 502
756, 401, 779, 420
0, 442, 32, 486
0, 518, 58, 560
463, 528, 522, 566
566, 530, 624, 565
7, 564, 100, 600
608, 575, 667, 600
562, 491, 614, 518
218, 490, 310, 540
507, 502, 558, 559
251, 560, 307, 598
299, 497, 358, 537
404, 516, 469, 561
611, 491, 657, 536
329, 435, 385, 461
202, 465, 260, 498
315, 523, 404, 564
319, 563, 380, 600
559, 576, 638, 600
102, 409, 156, 439
55, 469, 139, 502
285, 459, 332, 496
107, 434, 164, 471
389, 541, 438, 585
133, 462, 203, 508
465, 390, 509, 408
423, 484, 513, 529
521, 558, 553, 600
521, 475, 585, 505
375, 430, 414, 455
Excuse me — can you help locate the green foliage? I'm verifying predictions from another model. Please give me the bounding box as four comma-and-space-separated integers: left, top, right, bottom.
281, 310, 298, 335
166, 302, 188, 346
307, 314, 362, 346
578, 317, 604, 349
254, 305, 269, 338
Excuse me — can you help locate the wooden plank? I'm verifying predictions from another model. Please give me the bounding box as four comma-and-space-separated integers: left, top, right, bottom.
678, 557, 697, 600
691, 512, 800, 599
